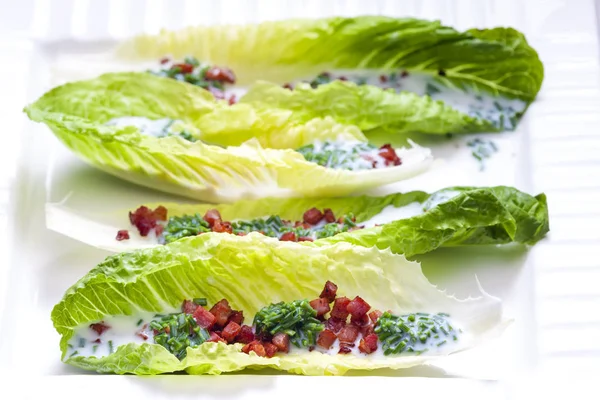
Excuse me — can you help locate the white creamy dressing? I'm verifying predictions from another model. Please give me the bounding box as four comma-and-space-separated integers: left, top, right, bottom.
105, 116, 178, 137
303, 139, 390, 170
360, 202, 425, 229
67, 312, 160, 359
293, 69, 527, 130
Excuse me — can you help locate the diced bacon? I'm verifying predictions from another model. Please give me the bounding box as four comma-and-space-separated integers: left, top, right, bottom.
282, 83, 293, 90
319, 280, 338, 303
153, 205, 168, 221
221, 321, 242, 343
193, 307, 216, 329
401, 70, 409, 78
360, 323, 375, 337
309, 298, 330, 317
181, 299, 199, 314
208, 86, 225, 100
154, 225, 164, 236
338, 76, 348, 81
331, 297, 351, 320
228, 94, 237, 105
358, 334, 378, 354
272, 333, 290, 353
379, 75, 388, 83
294, 221, 312, 229
323, 208, 336, 223
205, 67, 236, 84
92, 338, 102, 344
228, 310, 244, 325
236, 232, 247, 236
378, 144, 401, 166
316, 329, 337, 349
351, 313, 371, 327
210, 299, 233, 327
236, 325, 255, 344
280, 232, 297, 242
324, 317, 346, 333
212, 220, 233, 234
339, 345, 353, 354
164, 325, 171, 334
369, 310, 383, 323
241, 341, 266, 357
303, 208, 324, 225
337, 325, 359, 344
89, 322, 110, 336
263, 342, 278, 358
347, 296, 371, 318
116, 230, 130, 241
207, 331, 226, 343
203, 209, 222, 227
159, 57, 170, 64
136, 331, 149, 341
173, 63, 194, 74
298, 237, 314, 242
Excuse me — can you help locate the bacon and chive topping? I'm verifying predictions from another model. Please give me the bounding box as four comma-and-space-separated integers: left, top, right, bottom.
284, 70, 410, 91
121, 205, 364, 244
150, 56, 237, 104
296, 140, 401, 170
68, 281, 460, 360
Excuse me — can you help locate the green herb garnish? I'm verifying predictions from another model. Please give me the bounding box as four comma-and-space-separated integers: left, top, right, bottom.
296, 140, 379, 170
151, 312, 209, 360
253, 300, 324, 348
467, 138, 498, 171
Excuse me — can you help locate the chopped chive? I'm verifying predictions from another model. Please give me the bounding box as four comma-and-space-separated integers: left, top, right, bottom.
78, 338, 86, 348
92, 345, 98, 353
193, 298, 207, 306
136, 319, 144, 326
69, 351, 79, 358
108, 340, 114, 354
437, 340, 447, 347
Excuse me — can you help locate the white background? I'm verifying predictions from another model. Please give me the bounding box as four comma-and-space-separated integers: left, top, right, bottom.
0, 0, 599, 398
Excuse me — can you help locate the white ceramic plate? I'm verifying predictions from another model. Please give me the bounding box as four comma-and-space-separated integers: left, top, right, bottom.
0, 0, 599, 398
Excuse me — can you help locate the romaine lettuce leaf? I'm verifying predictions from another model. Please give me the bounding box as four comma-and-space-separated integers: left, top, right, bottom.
24, 72, 432, 202
52, 234, 505, 375
46, 186, 549, 256
119, 17, 543, 100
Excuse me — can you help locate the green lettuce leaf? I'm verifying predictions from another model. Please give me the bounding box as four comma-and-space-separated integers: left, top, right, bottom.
119, 17, 543, 100
52, 234, 505, 375
240, 81, 497, 135
24, 72, 432, 202
46, 186, 549, 257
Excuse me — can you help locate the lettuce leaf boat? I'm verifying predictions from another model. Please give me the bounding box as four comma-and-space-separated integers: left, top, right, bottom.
111, 16, 543, 134
52, 233, 506, 375
24, 72, 432, 202
47, 186, 549, 256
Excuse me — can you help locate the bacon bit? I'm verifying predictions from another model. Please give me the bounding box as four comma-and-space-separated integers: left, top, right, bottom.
339, 345, 353, 354
129, 205, 168, 236
309, 298, 331, 317
228, 94, 237, 105
236, 325, 255, 344
303, 208, 324, 225
208, 86, 225, 99
203, 209, 222, 227
298, 237, 314, 242
116, 230, 130, 241
210, 299, 233, 327
320, 72, 331, 79
351, 313, 371, 327
207, 331, 227, 343
193, 307, 216, 329
308, 346, 315, 352
316, 329, 337, 349
360, 323, 375, 337
92, 338, 102, 344
438, 70, 446, 77
89, 322, 110, 336
401, 70, 409, 78
358, 334, 378, 354
379, 75, 388, 83
331, 297, 351, 320
228, 310, 244, 325
347, 296, 371, 318
181, 299, 199, 314
325, 317, 346, 333
319, 281, 338, 303
164, 325, 171, 334
378, 144, 402, 166
323, 209, 336, 223
263, 342, 278, 358
338, 76, 348, 81
153, 205, 168, 221
173, 63, 194, 74
221, 321, 242, 343
282, 83, 293, 90
294, 221, 312, 229
160, 57, 170, 64
280, 232, 297, 242
369, 310, 383, 323
242, 341, 266, 357
337, 325, 359, 344
272, 333, 290, 353
205, 66, 236, 84
212, 220, 233, 234
154, 225, 164, 236
136, 331, 149, 341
